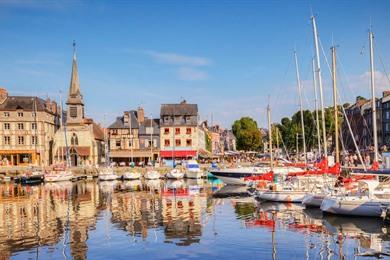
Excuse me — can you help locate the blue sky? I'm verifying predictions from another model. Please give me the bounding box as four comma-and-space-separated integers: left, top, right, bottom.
0, 0, 389, 128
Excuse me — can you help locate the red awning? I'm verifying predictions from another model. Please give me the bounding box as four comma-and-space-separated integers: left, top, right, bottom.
160, 150, 197, 158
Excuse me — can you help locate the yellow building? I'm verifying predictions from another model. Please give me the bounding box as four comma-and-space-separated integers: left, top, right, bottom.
0, 88, 59, 166
53, 46, 105, 167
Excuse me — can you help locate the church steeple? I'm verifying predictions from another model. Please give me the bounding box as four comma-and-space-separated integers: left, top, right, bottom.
67, 41, 83, 105
66, 41, 85, 124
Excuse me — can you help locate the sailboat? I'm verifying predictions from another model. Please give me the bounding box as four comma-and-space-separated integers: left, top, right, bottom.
321, 29, 390, 217
122, 111, 141, 180
99, 116, 117, 181
255, 52, 318, 203
45, 92, 74, 182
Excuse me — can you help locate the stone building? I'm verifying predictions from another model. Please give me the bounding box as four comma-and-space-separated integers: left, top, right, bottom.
381, 91, 390, 147
159, 100, 205, 161
0, 88, 59, 166
108, 107, 159, 165
53, 47, 105, 167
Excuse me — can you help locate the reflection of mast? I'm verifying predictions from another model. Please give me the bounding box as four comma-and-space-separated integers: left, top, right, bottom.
271, 211, 276, 260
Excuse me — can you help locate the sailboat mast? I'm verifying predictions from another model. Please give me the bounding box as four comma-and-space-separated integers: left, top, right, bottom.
311, 16, 328, 158
312, 58, 322, 157
331, 46, 340, 163
294, 51, 307, 165
369, 30, 379, 162
267, 103, 273, 169
129, 111, 133, 164
150, 113, 153, 164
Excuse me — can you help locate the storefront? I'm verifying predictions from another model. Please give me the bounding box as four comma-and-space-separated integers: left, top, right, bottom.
0, 150, 39, 166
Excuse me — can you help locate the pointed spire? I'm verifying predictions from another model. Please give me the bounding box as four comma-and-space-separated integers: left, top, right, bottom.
67, 41, 83, 105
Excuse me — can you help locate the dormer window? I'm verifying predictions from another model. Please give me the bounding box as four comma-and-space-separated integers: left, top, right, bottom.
4, 112, 9, 117
18, 112, 23, 117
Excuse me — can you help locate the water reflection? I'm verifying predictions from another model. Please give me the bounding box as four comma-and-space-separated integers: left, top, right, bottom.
1, 180, 389, 259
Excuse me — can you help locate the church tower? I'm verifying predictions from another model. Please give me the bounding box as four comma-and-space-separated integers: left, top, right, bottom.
66, 42, 85, 124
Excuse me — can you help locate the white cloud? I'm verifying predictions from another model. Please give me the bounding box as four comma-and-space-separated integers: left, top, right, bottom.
177, 67, 209, 81
144, 50, 211, 66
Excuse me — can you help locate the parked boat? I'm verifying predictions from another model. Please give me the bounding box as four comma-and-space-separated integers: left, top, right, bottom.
166, 168, 184, 179
320, 180, 389, 217
17, 167, 44, 184
122, 171, 141, 180
45, 165, 73, 182
184, 160, 204, 179
144, 170, 160, 180
98, 167, 118, 181
210, 166, 304, 185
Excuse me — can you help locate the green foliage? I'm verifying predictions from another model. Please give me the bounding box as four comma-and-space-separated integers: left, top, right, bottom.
232, 117, 263, 151
277, 106, 343, 153
205, 133, 212, 152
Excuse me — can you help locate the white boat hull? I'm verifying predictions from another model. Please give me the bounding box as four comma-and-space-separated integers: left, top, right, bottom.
45, 171, 73, 182
321, 197, 384, 217
215, 175, 247, 185
167, 170, 184, 179
184, 170, 203, 179
256, 190, 307, 203
122, 171, 141, 180
144, 171, 160, 180
302, 193, 325, 207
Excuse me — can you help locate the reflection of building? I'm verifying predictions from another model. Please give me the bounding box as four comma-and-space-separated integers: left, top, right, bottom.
0, 88, 59, 166
159, 100, 206, 160
0, 182, 100, 259
53, 46, 105, 166
108, 107, 160, 165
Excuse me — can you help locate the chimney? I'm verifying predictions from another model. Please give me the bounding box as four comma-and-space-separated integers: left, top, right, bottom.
137, 107, 144, 123
0, 88, 8, 104
383, 91, 390, 98
123, 111, 129, 124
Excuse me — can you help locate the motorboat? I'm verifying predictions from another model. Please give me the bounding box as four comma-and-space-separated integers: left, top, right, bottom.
45, 165, 74, 182
256, 187, 308, 203
184, 160, 204, 179
144, 170, 160, 180
17, 167, 44, 184
122, 171, 141, 180
98, 167, 118, 181
320, 180, 389, 217
210, 166, 304, 185
166, 168, 185, 179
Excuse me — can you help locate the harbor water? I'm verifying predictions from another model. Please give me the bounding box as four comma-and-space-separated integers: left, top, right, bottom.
0, 179, 389, 259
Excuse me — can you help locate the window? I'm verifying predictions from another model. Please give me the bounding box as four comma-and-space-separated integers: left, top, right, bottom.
175, 128, 180, 134
17, 123, 24, 130
164, 139, 170, 146
18, 136, 24, 145
145, 139, 149, 148
4, 123, 10, 130
387, 111, 390, 120
175, 139, 181, 146
69, 106, 77, 118
186, 128, 192, 134
111, 129, 118, 135
18, 112, 23, 117
4, 112, 9, 117
128, 140, 133, 147
186, 139, 192, 146
71, 133, 78, 145
116, 140, 121, 148
4, 136, 10, 145
32, 122, 37, 130
32, 136, 38, 145
164, 128, 169, 134
153, 139, 157, 148
146, 127, 153, 134
32, 112, 36, 117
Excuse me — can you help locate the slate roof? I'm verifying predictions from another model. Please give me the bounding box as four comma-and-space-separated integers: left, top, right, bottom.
160, 103, 198, 117
0, 96, 55, 114
108, 110, 139, 129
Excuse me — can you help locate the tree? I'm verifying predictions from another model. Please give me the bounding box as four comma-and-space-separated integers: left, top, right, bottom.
232, 117, 262, 151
